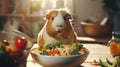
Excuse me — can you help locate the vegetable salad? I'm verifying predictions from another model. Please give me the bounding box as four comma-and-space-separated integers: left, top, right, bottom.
32, 41, 87, 56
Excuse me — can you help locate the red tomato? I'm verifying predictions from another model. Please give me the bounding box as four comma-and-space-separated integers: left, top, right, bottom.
14, 37, 27, 50
2, 40, 9, 46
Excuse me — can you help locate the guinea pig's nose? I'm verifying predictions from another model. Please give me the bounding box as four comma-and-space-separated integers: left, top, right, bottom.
57, 25, 63, 27
57, 29, 61, 33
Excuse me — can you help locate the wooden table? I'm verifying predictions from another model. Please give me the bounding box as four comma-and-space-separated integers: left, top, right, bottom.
81, 43, 113, 67
27, 43, 114, 67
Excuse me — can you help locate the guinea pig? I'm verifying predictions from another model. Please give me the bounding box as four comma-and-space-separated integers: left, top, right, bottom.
37, 9, 76, 46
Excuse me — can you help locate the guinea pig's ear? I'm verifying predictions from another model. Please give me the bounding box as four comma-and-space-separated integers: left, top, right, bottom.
64, 14, 72, 20
44, 13, 51, 20
46, 13, 51, 19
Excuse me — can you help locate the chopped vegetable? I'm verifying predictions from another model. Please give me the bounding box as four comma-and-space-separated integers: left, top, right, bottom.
90, 59, 100, 66
38, 46, 43, 50
41, 50, 48, 55
71, 49, 79, 55
33, 41, 87, 56
55, 41, 62, 47
49, 49, 60, 56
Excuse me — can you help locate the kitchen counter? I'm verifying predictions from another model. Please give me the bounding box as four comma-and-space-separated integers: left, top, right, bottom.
76, 33, 111, 44
27, 43, 114, 67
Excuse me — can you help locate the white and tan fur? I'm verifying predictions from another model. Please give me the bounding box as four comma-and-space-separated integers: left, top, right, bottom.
37, 9, 76, 46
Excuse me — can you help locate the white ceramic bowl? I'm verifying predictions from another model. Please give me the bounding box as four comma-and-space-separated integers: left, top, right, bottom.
30, 47, 89, 67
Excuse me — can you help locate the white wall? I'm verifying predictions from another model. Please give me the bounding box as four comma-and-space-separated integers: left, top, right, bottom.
19, 0, 107, 22
20, 0, 107, 21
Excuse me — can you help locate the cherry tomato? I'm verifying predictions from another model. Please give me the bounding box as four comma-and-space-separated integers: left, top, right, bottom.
2, 40, 9, 46
14, 37, 27, 50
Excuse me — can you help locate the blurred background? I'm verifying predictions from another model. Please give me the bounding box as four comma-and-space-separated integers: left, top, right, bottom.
0, 0, 120, 43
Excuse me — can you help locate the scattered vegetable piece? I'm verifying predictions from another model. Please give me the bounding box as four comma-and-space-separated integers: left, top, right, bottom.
90, 59, 100, 66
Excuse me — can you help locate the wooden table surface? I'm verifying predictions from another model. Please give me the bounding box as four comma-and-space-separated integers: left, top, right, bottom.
27, 43, 114, 67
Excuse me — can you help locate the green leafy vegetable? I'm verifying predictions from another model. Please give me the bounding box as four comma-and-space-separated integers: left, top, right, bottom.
38, 46, 43, 50
55, 41, 62, 47
114, 56, 120, 67
106, 58, 113, 65
71, 49, 79, 55
41, 50, 48, 55
45, 45, 52, 49
99, 56, 120, 67
72, 43, 83, 50
71, 43, 83, 55
99, 59, 106, 67
45, 41, 62, 49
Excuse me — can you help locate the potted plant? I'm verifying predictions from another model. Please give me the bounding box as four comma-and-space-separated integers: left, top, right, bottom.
101, 0, 120, 32
101, 0, 120, 12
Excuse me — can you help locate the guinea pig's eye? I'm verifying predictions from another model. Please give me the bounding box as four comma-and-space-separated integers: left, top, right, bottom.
52, 17, 54, 20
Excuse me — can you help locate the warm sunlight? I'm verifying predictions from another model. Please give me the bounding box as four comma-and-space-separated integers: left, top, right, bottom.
29, 0, 73, 15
